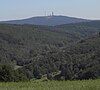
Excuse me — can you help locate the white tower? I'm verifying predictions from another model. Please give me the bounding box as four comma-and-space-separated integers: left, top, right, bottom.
52, 12, 54, 16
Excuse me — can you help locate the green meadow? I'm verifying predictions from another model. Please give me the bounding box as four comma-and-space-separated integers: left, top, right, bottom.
0, 79, 100, 90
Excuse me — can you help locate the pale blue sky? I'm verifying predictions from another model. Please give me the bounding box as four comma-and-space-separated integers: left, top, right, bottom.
0, 0, 100, 21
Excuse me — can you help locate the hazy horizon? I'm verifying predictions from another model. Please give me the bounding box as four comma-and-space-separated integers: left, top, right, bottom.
0, 0, 100, 21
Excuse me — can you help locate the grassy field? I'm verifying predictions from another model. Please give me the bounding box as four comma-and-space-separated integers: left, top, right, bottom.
0, 79, 100, 90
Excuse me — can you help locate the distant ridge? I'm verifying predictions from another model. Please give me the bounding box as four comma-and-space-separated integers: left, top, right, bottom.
0, 15, 90, 26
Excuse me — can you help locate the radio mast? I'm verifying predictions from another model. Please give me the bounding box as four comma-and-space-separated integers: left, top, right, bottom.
52, 12, 54, 16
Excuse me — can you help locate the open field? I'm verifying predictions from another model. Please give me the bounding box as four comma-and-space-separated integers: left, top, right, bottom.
0, 79, 100, 90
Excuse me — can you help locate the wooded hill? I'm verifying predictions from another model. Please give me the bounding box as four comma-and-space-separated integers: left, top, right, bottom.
0, 21, 100, 81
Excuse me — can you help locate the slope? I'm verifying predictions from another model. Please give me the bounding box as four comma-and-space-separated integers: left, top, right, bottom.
0, 16, 89, 26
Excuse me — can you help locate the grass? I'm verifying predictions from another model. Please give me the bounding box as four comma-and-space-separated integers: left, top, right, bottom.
0, 79, 100, 90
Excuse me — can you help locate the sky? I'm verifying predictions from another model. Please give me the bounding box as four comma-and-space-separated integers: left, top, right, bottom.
0, 0, 100, 21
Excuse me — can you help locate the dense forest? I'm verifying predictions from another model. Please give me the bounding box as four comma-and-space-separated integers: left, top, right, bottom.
0, 21, 100, 82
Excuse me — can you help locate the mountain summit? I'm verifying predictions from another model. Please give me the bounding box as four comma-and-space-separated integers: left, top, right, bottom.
1, 15, 89, 26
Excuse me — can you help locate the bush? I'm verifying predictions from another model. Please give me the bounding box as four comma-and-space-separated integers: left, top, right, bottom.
0, 65, 29, 82
14, 69, 29, 82
0, 65, 14, 82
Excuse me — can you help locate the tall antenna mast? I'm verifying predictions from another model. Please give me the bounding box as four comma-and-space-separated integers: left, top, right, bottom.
52, 12, 54, 16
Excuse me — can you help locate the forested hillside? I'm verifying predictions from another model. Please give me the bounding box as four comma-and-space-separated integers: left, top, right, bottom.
0, 21, 100, 81
54, 35, 100, 80
55, 20, 100, 38
0, 24, 79, 65
0, 15, 89, 26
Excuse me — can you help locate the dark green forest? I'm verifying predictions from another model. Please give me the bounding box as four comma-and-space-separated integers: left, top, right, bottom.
0, 21, 100, 82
